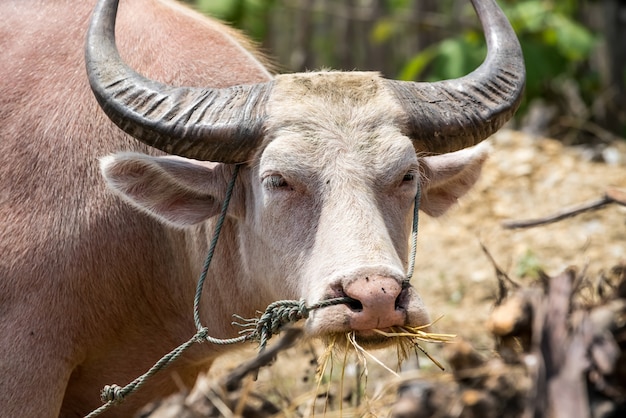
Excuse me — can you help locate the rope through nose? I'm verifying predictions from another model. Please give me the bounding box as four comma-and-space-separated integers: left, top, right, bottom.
406, 182, 422, 281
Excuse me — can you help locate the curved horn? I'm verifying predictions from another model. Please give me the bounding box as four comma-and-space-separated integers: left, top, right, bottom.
385, 0, 525, 154
85, 0, 273, 163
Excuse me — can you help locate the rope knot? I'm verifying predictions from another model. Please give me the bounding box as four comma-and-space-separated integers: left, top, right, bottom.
100, 384, 125, 404
230, 299, 311, 351
194, 327, 209, 342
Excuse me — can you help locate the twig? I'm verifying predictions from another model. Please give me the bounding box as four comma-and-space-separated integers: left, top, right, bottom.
222, 327, 303, 391
502, 188, 626, 229
480, 242, 519, 304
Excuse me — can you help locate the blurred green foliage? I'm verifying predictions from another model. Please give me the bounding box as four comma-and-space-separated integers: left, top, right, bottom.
400, 1, 598, 112
188, 0, 275, 41
187, 1, 597, 87
184, 0, 621, 141
515, 249, 545, 279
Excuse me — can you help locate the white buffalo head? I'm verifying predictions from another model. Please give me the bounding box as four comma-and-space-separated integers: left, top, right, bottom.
86, 0, 524, 348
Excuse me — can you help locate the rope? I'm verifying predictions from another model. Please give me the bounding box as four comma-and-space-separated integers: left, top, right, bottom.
406, 181, 422, 281
85, 297, 352, 417
87, 335, 202, 417
233, 297, 355, 351
194, 164, 240, 332
84, 169, 422, 418
85, 165, 244, 418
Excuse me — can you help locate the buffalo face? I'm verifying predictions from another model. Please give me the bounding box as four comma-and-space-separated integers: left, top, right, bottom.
100, 73, 490, 347
90, 0, 522, 348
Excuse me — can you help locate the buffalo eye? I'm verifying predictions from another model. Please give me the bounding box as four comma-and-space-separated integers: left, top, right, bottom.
263, 174, 290, 190
402, 171, 417, 183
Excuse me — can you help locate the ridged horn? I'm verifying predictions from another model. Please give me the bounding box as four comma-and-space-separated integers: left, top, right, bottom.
384, 0, 525, 154
85, 0, 273, 163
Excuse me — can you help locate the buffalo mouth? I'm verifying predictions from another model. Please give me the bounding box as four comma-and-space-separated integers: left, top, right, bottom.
309, 296, 430, 350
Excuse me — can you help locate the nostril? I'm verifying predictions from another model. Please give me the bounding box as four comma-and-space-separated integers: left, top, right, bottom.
346, 298, 363, 312
329, 284, 363, 312
330, 283, 364, 312
395, 285, 410, 311
394, 294, 402, 310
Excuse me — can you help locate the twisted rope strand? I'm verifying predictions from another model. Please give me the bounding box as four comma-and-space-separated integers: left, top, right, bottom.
85, 331, 205, 418
84, 297, 351, 417
406, 182, 422, 282
194, 164, 241, 331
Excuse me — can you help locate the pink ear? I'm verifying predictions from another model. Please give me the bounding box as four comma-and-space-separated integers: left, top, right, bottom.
419, 144, 489, 217
100, 153, 237, 226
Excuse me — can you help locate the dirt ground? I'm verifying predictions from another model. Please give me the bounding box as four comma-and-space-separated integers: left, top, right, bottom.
416, 129, 626, 349
144, 130, 626, 417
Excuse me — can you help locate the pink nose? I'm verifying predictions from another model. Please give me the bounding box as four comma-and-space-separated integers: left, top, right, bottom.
341, 275, 407, 331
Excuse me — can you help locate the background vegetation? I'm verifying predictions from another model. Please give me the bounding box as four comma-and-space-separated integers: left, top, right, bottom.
183, 0, 626, 145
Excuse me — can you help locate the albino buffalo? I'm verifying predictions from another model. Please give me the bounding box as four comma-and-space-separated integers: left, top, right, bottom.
0, 0, 524, 416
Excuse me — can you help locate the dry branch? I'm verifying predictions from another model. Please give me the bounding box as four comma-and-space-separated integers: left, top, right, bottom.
393, 265, 626, 418
502, 188, 626, 229
139, 328, 303, 418
222, 327, 303, 391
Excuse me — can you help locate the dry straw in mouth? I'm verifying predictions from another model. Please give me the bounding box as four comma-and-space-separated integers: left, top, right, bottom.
371, 321, 456, 371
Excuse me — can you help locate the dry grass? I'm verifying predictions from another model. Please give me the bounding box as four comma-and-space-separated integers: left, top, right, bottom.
297, 318, 456, 417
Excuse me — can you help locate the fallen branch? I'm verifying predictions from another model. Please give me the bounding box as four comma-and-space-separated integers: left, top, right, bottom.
138, 328, 303, 418
222, 326, 303, 391
502, 188, 626, 229
393, 265, 626, 418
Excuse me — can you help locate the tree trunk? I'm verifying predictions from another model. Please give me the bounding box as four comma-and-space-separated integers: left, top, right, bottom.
603, 0, 626, 136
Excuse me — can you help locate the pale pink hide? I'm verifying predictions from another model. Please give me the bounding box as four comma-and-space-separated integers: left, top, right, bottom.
0, 0, 487, 416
